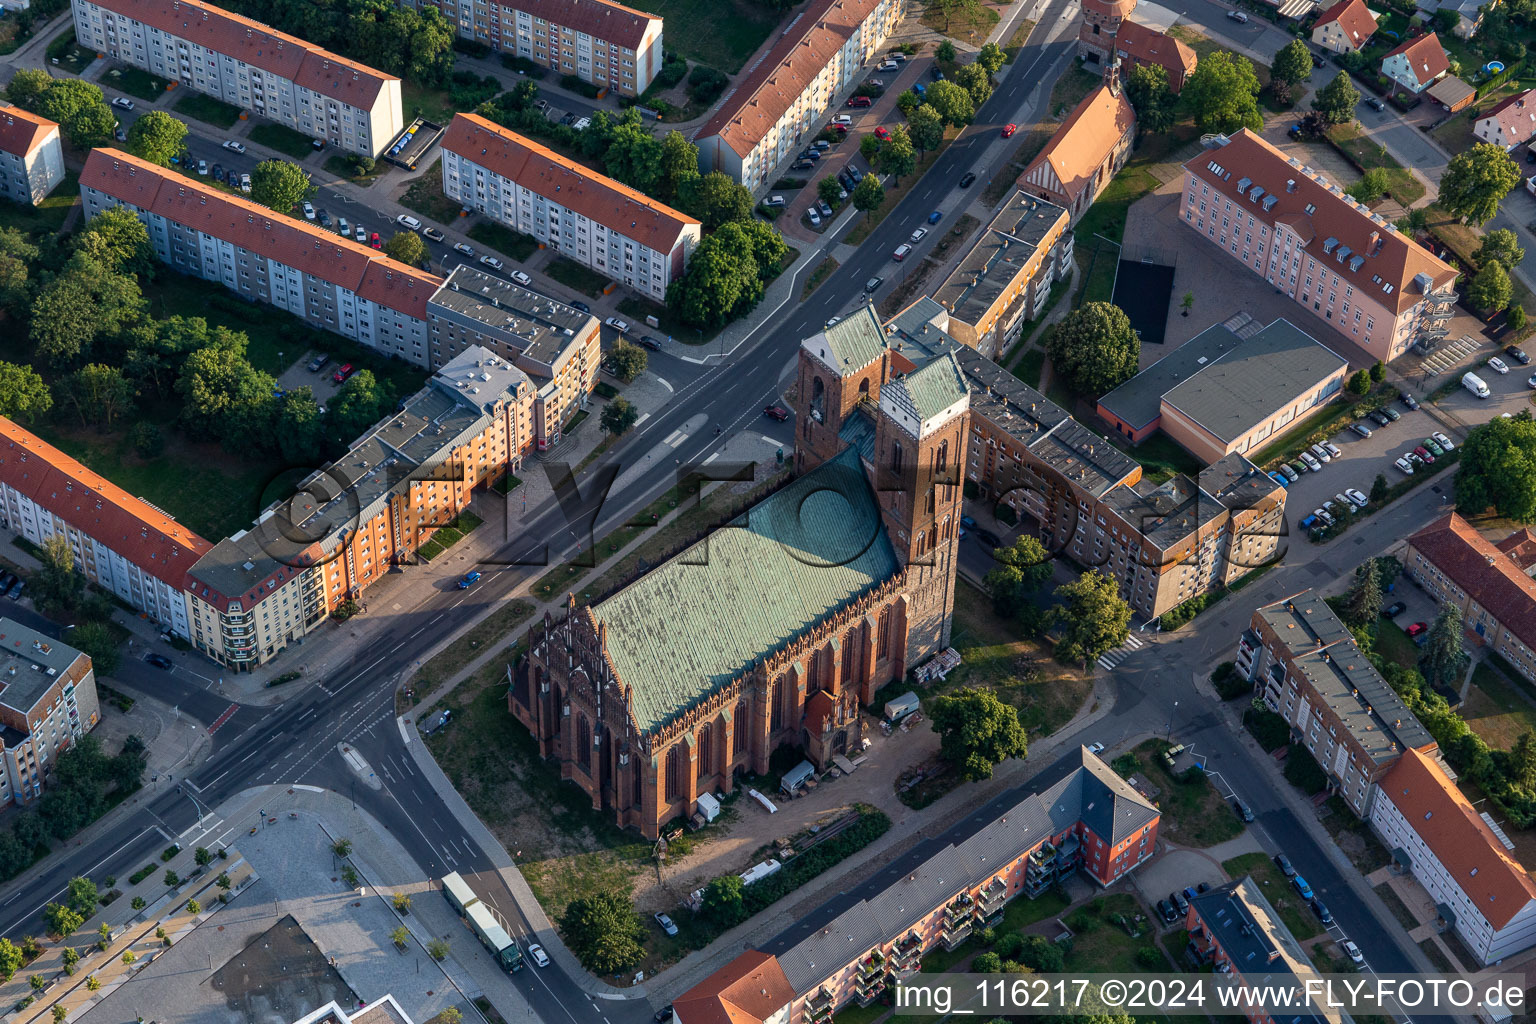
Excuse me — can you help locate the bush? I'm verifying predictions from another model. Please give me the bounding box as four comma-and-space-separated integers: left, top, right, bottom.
130, 896, 144, 910
655, 55, 688, 88
972, 951, 1002, 972
1244, 702, 1290, 752
738, 808, 891, 916
128, 864, 156, 885
687, 65, 728, 104
1212, 661, 1251, 700
1284, 744, 1328, 794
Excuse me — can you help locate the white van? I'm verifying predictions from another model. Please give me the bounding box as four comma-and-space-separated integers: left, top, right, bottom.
1463, 371, 1491, 398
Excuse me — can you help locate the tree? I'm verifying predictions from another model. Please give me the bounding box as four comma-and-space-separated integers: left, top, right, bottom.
680, 171, 754, 230
332, 838, 353, 859
1513, 731, 1536, 788
927, 0, 983, 30
700, 875, 747, 927
852, 173, 885, 212
859, 132, 883, 163
1125, 63, 1175, 134
876, 125, 916, 182
164, 869, 180, 887
31, 254, 145, 368
1050, 570, 1132, 666
1370, 472, 1389, 504
121, 950, 137, 965
983, 533, 1052, 616
657, 130, 700, 204
125, 111, 188, 167
1434, 6, 1463, 32
1513, 306, 1529, 331
1271, 38, 1313, 86
427, 938, 450, 961
607, 340, 647, 384
1346, 368, 1371, 395
667, 237, 759, 329
249, 159, 315, 214
383, 231, 428, 267
924, 79, 975, 127
1343, 560, 1382, 626
64, 877, 97, 919
1459, 412, 1536, 520
185, 898, 200, 914
176, 339, 278, 448
42, 903, 84, 938
1477, 228, 1526, 271
560, 890, 646, 974
601, 396, 639, 435
1420, 605, 1468, 687
818, 175, 845, 207
1345, 167, 1390, 204
1468, 260, 1514, 313
326, 369, 393, 448
976, 42, 1006, 76
0, 226, 38, 312
78, 206, 154, 278
1439, 143, 1522, 226
0, 362, 51, 422
60, 364, 133, 429
1045, 302, 1139, 398
952, 63, 992, 108
935, 39, 957, 64
5, 69, 50, 106
60, 948, 79, 975
31, 79, 114, 148
906, 104, 944, 155
604, 119, 664, 194
194, 846, 213, 867
1311, 71, 1360, 125
1370, 359, 1386, 382
0, 938, 19, 983
390, 924, 409, 947
392, 892, 412, 914
1182, 51, 1263, 134
437, 1010, 462, 1024
276, 389, 325, 464
929, 687, 1028, 781
1019, 934, 1065, 973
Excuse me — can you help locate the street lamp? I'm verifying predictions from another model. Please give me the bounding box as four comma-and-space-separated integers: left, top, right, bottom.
1165, 701, 1179, 741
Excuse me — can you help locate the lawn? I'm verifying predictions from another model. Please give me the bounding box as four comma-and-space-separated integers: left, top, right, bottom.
1425, 209, 1536, 315
1373, 882, 1420, 930
1324, 123, 1426, 207
1012, 347, 1045, 388
401, 79, 457, 127
1373, 619, 1419, 671
467, 221, 540, 262
1131, 740, 1244, 849
106, 65, 170, 102
45, 29, 93, 74
0, 171, 80, 237
1064, 893, 1165, 972
322, 153, 383, 187
1003, 18, 1037, 63
801, 255, 839, 299
922, 1, 999, 42
416, 510, 484, 561
628, 0, 783, 73
409, 599, 534, 696
248, 123, 318, 160
1167, 26, 1272, 91
1049, 68, 1101, 119
546, 256, 611, 297
1462, 661, 1536, 750
616, 295, 719, 346
401, 160, 465, 225
1108, 431, 1202, 486
173, 93, 241, 130
1222, 852, 1324, 944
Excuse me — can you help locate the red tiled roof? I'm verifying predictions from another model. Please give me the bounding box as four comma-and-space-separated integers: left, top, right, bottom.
1477, 88, 1536, 144
1022, 84, 1135, 204
674, 951, 795, 1024
489, 0, 660, 51
93, 0, 396, 109
0, 106, 57, 159
1114, 21, 1197, 82
1380, 747, 1536, 929
1313, 0, 1377, 47
80, 148, 439, 321
1409, 512, 1536, 653
1496, 527, 1536, 571
0, 418, 213, 585
694, 0, 886, 158
1183, 129, 1457, 314
442, 114, 699, 255
1383, 32, 1450, 87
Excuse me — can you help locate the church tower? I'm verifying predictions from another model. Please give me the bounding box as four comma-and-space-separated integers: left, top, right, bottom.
1078, 0, 1137, 62
872, 352, 969, 659
793, 305, 891, 473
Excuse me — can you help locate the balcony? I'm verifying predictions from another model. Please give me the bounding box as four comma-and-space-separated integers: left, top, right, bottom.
941, 899, 973, 950
977, 877, 1008, 919
855, 951, 885, 980
806, 988, 834, 1023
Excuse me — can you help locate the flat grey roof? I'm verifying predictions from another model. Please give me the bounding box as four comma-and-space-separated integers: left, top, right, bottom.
0, 619, 85, 716
429, 266, 594, 372
933, 192, 1066, 328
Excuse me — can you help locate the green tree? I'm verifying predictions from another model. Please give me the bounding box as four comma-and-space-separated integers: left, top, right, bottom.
983, 533, 1052, 616
935, 39, 958, 64
1370, 472, 1389, 503
249, 159, 315, 214
60, 948, 80, 975
907, 103, 944, 155
407, 5, 455, 85
0, 938, 20, 983
952, 63, 992, 108
700, 875, 747, 928
0, 362, 52, 422
163, 869, 180, 887
125, 110, 188, 167
1512, 306, 1529, 330
657, 130, 700, 204
383, 231, 428, 266
85, 975, 100, 991
1182, 51, 1264, 134
79, 206, 155, 279
31, 254, 145, 368
437, 1009, 462, 1024
1019, 934, 1065, 973
176, 334, 278, 448
876, 125, 916, 182
1045, 301, 1139, 398
1370, 359, 1386, 382
1468, 260, 1514, 312
924, 79, 975, 127
5, 69, 50, 106
32, 79, 114, 148
666, 237, 758, 328
1343, 560, 1383, 626
852, 174, 885, 212
276, 388, 326, 464
52, 1004, 68, 1023
42, 903, 84, 938
929, 687, 1028, 781
185, 898, 200, 914
427, 938, 450, 961
59, 364, 133, 429
1346, 368, 1371, 395
976, 42, 1006, 75
326, 370, 393, 448
1476, 228, 1526, 270
123, 315, 216, 399
1271, 38, 1313, 86
859, 132, 883, 163
1439, 143, 1522, 225
604, 119, 664, 193
121, 950, 136, 965
332, 838, 353, 859
680, 171, 754, 230
1050, 570, 1132, 666
601, 396, 639, 435
392, 892, 411, 914
0, 226, 39, 312
66, 877, 98, 919
817, 175, 845, 207
560, 890, 646, 974
193, 846, 212, 867
607, 340, 647, 384
927, 0, 983, 31
1126, 63, 1176, 134
1419, 604, 1467, 687
1512, 731, 1536, 787
1345, 167, 1390, 203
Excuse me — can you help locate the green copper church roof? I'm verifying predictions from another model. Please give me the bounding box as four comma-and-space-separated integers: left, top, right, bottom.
592, 447, 898, 733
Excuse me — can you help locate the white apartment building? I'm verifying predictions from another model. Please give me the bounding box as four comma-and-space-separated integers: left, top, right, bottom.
401, 0, 663, 97
0, 620, 101, 808
71, 0, 404, 156
1181, 129, 1458, 362
80, 148, 440, 366
1371, 746, 1536, 964
441, 113, 700, 301
0, 418, 210, 639
693, 0, 904, 189
0, 106, 63, 206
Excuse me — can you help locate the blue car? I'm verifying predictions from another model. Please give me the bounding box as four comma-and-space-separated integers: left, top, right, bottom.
457, 570, 482, 589
1268, 470, 1288, 487
1292, 874, 1314, 900
927, 210, 943, 224
960, 514, 977, 530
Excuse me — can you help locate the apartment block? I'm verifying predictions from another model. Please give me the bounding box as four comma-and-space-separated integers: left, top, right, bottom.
185, 346, 536, 668
1181, 130, 1457, 362
675, 748, 1159, 1024
1404, 512, 1536, 684
403, 0, 662, 97
693, 0, 904, 189
0, 106, 63, 206
0, 619, 101, 808
71, 0, 403, 155
441, 114, 700, 302
929, 191, 1071, 361
1236, 590, 1437, 817
0, 418, 211, 638
1371, 746, 1536, 964
79, 148, 440, 366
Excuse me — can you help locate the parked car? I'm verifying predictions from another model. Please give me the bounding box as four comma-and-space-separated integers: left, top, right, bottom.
211, 164, 225, 182
369, 232, 382, 249
423, 226, 445, 242
1369, 409, 1392, 426
222, 139, 246, 154
654, 912, 679, 936
1398, 391, 1418, 410
111, 96, 134, 110
1406, 621, 1430, 638
1350, 422, 1372, 438
762, 195, 786, 208
653, 1008, 674, 1023
240, 173, 251, 193
570, 300, 591, 313
1299, 451, 1322, 472
892, 243, 912, 261
1312, 899, 1333, 924
847, 96, 872, 108
974, 528, 1001, 548
833, 114, 853, 126
1432, 431, 1455, 450
1490, 355, 1511, 374
1234, 799, 1255, 822
763, 405, 790, 421
355, 225, 367, 242
1274, 853, 1296, 877
197, 159, 209, 176
316, 209, 330, 227
1313, 507, 1333, 526
396, 213, 423, 230
800, 149, 821, 161
333, 363, 355, 383
1310, 443, 1332, 464
865, 276, 882, 292
808, 208, 823, 227
527, 944, 550, 968
1291, 460, 1309, 476
812, 140, 831, 151
453, 242, 475, 256
302, 202, 316, 220
1366, 97, 1385, 111
1341, 940, 1364, 964
639, 335, 662, 351
1227, 8, 1248, 20
824, 315, 842, 329
457, 570, 482, 589
818, 199, 834, 218
1322, 441, 1341, 459
873, 126, 890, 141
1412, 445, 1435, 464
500, 270, 528, 286
1345, 488, 1368, 508
1508, 345, 1532, 365
1422, 437, 1444, 457
605, 317, 631, 333
929, 66, 944, 80
1279, 463, 1298, 482
479, 255, 505, 271
878, 59, 900, 71
1157, 898, 1178, 923
1383, 601, 1407, 618
1394, 456, 1415, 474
144, 653, 174, 670
793, 159, 815, 170
307, 353, 330, 372
114, 126, 127, 142
928, 210, 943, 224
958, 172, 976, 187
1170, 891, 1189, 914
910, 227, 928, 243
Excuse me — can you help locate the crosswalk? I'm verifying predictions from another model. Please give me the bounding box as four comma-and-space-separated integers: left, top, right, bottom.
1096, 634, 1146, 671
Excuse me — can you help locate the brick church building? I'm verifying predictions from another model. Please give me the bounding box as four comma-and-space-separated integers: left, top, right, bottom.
508, 314, 968, 838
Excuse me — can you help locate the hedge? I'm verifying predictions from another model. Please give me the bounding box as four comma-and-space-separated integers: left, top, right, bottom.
741, 808, 891, 915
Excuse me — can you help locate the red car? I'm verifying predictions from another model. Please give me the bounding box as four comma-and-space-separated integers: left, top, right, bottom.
1412, 445, 1435, 464
873, 126, 890, 141
1001, 123, 1017, 137
333, 363, 355, 384
369, 232, 382, 249
831, 123, 849, 133
763, 405, 790, 421
1406, 621, 1429, 638
846, 96, 872, 108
